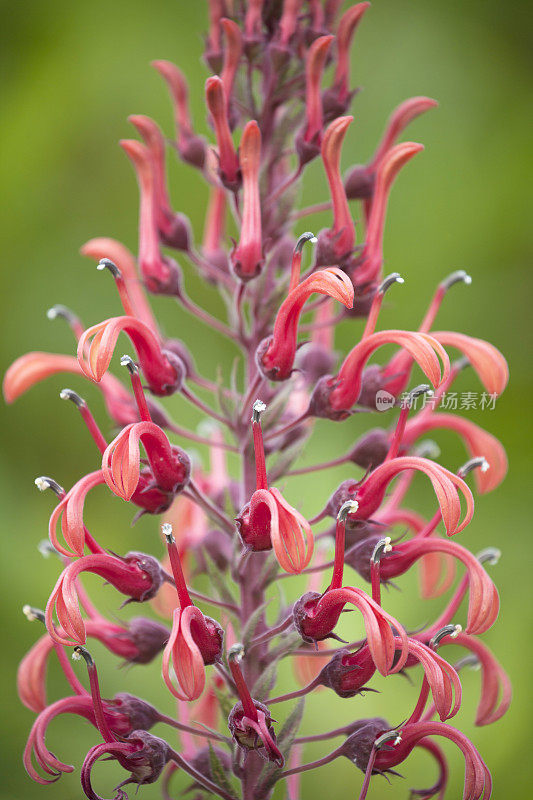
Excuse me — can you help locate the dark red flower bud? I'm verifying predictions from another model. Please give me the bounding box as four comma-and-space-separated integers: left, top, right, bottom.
228, 700, 284, 767
347, 428, 390, 470
127, 617, 171, 664
344, 164, 375, 199
317, 645, 377, 698
338, 717, 390, 771
111, 693, 161, 731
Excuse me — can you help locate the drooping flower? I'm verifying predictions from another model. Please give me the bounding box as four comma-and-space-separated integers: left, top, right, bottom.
235, 401, 314, 573
161, 525, 223, 701
257, 267, 354, 380
152, 59, 206, 168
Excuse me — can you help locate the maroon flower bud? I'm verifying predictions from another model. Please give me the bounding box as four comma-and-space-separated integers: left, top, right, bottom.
347, 428, 390, 470
295, 342, 337, 384
343, 536, 382, 582
195, 528, 234, 572
344, 164, 375, 199
111, 693, 161, 731
324, 478, 360, 519
317, 646, 377, 698
339, 717, 390, 771
228, 701, 283, 767
190, 745, 232, 780
127, 617, 171, 664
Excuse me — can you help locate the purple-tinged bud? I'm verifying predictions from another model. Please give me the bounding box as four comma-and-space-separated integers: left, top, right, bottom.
161, 338, 196, 378
195, 529, 234, 572
324, 479, 360, 519
343, 536, 383, 582
344, 165, 375, 199
228, 700, 283, 766
111, 693, 161, 730
347, 428, 389, 470
127, 618, 170, 664
309, 374, 349, 420
295, 342, 337, 384
190, 746, 232, 780
338, 717, 390, 771
125, 729, 171, 784
317, 646, 377, 698
355, 364, 389, 408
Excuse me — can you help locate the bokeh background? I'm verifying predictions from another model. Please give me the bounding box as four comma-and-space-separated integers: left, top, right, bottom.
1, 1, 531, 798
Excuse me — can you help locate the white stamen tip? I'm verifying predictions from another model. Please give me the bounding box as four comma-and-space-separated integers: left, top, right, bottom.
464, 274, 472, 284
383, 536, 392, 554
228, 643, 245, 662
480, 459, 490, 472
22, 605, 36, 621
451, 624, 462, 638
161, 523, 173, 537
253, 399, 266, 414
397, 277, 405, 284
394, 735, 402, 746
46, 308, 57, 319
71, 650, 82, 661
310, 236, 318, 244
34, 477, 49, 491
59, 390, 70, 400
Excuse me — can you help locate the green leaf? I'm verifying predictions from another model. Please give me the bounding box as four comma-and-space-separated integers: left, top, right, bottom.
277, 697, 305, 749
203, 552, 239, 608
251, 660, 278, 701
208, 742, 236, 797
242, 600, 271, 649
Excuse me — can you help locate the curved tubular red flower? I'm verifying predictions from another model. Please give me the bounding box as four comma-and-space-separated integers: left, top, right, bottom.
220, 18, 243, 105
205, 76, 240, 187
80, 237, 157, 332
18, 634, 56, 713
321, 116, 356, 258
2, 351, 140, 425
403, 412, 508, 494
294, 586, 408, 675
435, 631, 511, 726
400, 638, 462, 722
202, 184, 228, 268
354, 456, 473, 536
250, 488, 314, 573
23, 695, 130, 786
303, 35, 334, 145
371, 721, 491, 800
152, 60, 205, 168
381, 537, 499, 634
128, 115, 191, 250
258, 267, 354, 380
431, 332, 509, 397
323, 329, 450, 415
162, 605, 223, 701
46, 552, 163, 646
278, 0, 303, 46
231, 121, 263, 281
103, 421, 189, 500
77, 316, 180, 395
368, 97, 439, 173
356, 142, 424, 285
121, 138, 182, 294
332, 3, 370, 103
49, 470, 106, 556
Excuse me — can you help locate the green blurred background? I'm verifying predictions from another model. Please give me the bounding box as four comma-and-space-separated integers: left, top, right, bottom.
1, 1, 531, 798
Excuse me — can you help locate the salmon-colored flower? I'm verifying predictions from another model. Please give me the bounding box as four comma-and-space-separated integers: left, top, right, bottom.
236, 402, 314, 573
77, 315, 182, 395
316, 116, 356, 261
329, 4, 370, 106
298, 35, 334, 163
231, 121, 263, 281
102, 421, 190, 501
310, 329, 450, 419
152, 59, 206, 168
257, 267, 354, 380
205, 75, 240, 188
48, 470, 106, 557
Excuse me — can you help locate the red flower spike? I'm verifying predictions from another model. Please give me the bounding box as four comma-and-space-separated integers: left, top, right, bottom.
369, 721, 492, 800
220, 18, 243, 107
152, 60, 206, 168
81, 237, 157, 332
77, 315, 182, 395
332, 4, 370, 104
356, 142, 424, 285
102, 421, 190, 500
319, 116, 356, 259
231, 120, 263, 281
310, 329, 449, 419
352, 456, 474, 536
49, 470, 106, 557
293, 586, 408, 675
129, 115, 191, 250
258, 267, 353, 380
436, 631, 511, 726
120, 138, 182, 294
237, 402, 314, 572
202, 184, 228, 270
403, 412, 508, 494
380, 537, 499, 634
205, 76, 240, 188
301, 35, 334, 153
227, 645, 284, 767
45, 552, 164, 646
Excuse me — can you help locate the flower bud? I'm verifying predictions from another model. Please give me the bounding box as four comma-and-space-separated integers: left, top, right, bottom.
347, 428, 390, 470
